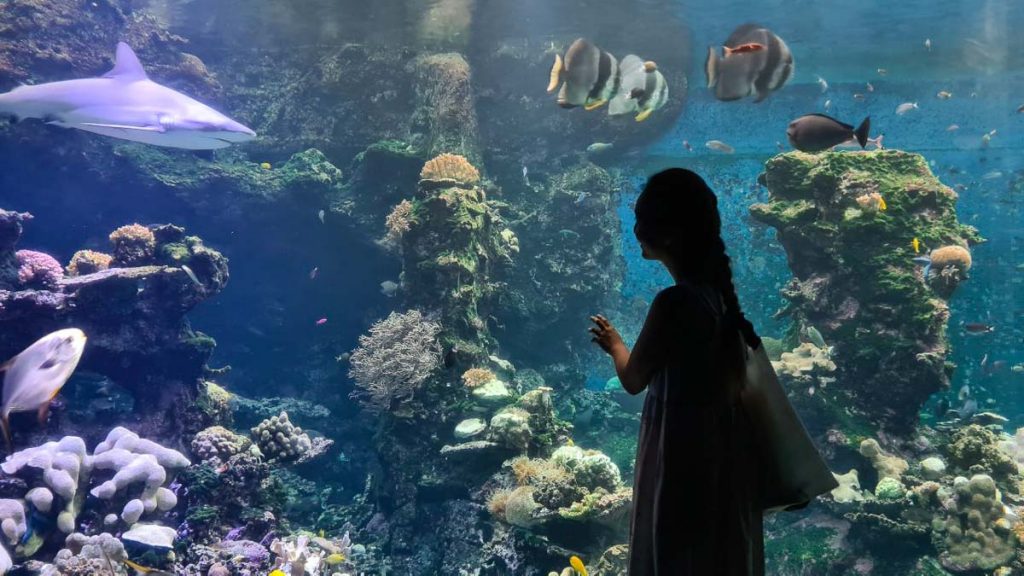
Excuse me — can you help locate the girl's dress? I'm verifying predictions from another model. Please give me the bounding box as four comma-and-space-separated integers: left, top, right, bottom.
627, 282, 764, 576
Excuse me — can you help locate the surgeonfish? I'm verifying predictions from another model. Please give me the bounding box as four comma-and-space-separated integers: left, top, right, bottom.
125, 559, 174, 575
705, 23, 793, 102
0, 329, 86, 452
608, 56, 669, 122
786, 114, 871, 153
549, 38, 619, 110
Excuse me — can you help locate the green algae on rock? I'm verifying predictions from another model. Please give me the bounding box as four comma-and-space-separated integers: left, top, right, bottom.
750, 150, 983, 434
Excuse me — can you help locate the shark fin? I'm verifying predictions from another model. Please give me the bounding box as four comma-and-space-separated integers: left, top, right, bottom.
103, 43, 149, 81
78, 122, 165, 132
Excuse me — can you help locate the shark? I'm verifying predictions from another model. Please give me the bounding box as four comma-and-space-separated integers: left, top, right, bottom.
0, 42, 256, 150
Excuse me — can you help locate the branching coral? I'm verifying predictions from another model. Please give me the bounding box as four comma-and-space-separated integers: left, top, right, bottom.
108, 224, 156, 267
384, 199, 415, 247
419, 153, 480, 189
15, 249, 63, 289
348, 309, 443, 413
461, 367, 496, 389
66, 250, 112, 277
250, 412, 312, 463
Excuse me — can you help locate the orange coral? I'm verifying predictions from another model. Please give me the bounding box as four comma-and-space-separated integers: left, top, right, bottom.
419, 153, 480, 188
509, 456, 571, 486
109, 224, 156, 266
66, 250, 112, 276
930, 245, 972, 272
461, 367, 495, 389
854, 192, 884, 211
486, 487, 513, 517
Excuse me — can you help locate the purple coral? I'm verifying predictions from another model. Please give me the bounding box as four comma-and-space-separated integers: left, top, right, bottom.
15, 249, 63, 289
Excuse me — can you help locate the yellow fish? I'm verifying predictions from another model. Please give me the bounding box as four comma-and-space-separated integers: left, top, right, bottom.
570, 555, 588, 576
260, 162, 272, 170
912, 237, 920, 254
269, 570, 287, 576
326, 553, 346, 565
878, 196, 887, 211
566, 438, 575, 447
318, 529, 325, 537
124, 559, 174, 575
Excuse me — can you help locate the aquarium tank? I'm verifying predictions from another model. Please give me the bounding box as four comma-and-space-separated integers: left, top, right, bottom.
0, 0, 1021, 573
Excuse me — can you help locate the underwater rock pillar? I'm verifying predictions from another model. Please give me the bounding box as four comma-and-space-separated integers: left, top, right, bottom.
750, 150, 983, 435
409, 53, 482, 167
400, 153, 516, 362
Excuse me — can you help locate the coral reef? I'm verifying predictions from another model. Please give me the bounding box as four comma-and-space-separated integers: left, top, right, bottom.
935, 475, 1015, 571
750, 150, 983, 434
945, 424, 1017, 481
0, 215, 228, 442
14, 249, 63, 289
347, 309, 444, 414
860, 438, 910, 482
419, 152, 482, 189
250, 412, 313, 463
192, 426, 259, 468
0, 427, 187, 557
66, 250, 112, 277
108, 224, 156, 267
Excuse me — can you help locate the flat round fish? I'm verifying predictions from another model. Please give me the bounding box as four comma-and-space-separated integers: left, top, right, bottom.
709, 24, 793, 102
559, 39, 602, 107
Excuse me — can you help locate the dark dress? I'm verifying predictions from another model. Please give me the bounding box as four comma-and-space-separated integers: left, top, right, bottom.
628, 282, 764, 576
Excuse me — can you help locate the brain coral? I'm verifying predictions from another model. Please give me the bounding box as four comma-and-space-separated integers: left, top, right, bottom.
930, 245, 972, 273
66, 250, 112, 277
15, 250, 63, 289
419, 153, 480, 188
109, 224, 156, 266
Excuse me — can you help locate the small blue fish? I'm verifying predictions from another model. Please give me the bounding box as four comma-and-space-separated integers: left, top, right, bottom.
575, 191, 588, 204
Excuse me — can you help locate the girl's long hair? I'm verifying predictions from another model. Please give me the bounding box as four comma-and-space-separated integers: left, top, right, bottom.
634, 168, 761, 350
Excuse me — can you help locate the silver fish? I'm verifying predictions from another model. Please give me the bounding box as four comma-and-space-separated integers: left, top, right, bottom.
0, 329, 86, 451
705, 140, 735, 154
806, 326, 827, 349
180, 265, 202, 287
705, 23, 794, 102
895, 102, 918, 115
380, 280, 399, 297
586, 142, 614, 155
318, 209, 325, 224
816, 75, 829, 93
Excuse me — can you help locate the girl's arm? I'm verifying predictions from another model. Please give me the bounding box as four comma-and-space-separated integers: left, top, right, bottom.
590, 289, 677, 395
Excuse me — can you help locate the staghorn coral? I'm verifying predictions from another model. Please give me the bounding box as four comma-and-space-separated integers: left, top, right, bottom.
419, 153, 481, 189
108, 224, 156, 267
250, 412, 312, 463
461, 367, 496, 389
66, 249, 112, 276
15, 249, 63, 289
348, 309, 444, 413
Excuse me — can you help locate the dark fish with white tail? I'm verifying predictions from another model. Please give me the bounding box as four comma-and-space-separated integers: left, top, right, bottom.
705, 23, 793, 102
786, 114, 871, 153
548, 38, 619, 110
0, 329, 87, 451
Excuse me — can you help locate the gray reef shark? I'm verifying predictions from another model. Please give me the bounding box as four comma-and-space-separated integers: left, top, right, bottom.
0, 42, 256, 150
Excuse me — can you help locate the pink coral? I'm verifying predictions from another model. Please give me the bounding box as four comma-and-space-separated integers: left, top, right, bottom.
15, 249, 63, 289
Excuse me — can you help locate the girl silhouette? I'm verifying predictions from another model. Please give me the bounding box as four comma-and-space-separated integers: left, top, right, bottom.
589, 168, 764, 576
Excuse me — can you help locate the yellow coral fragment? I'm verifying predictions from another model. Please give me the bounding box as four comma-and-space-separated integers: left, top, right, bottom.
547, 54, 563, 93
